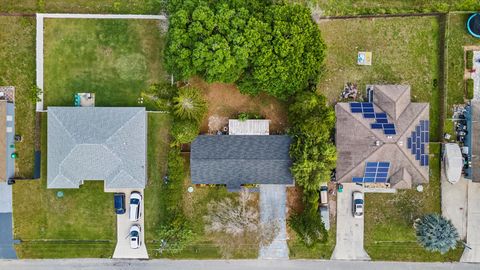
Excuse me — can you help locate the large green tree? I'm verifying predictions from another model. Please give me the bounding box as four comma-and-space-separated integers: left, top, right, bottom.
165, 0, 325, 99
288, 91, 337, 193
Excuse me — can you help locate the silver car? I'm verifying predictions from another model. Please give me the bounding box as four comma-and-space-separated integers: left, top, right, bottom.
352, 191, 364, 218
130, 225, 141, 249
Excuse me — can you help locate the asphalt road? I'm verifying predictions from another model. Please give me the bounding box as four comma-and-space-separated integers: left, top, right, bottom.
0, 259, 478, 270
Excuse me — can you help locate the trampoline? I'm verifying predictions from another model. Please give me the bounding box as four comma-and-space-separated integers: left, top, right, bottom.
467, 13, 480, 38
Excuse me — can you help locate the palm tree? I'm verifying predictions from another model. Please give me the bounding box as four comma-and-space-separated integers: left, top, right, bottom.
172, 87, 207, 122
415, 214, 459, 254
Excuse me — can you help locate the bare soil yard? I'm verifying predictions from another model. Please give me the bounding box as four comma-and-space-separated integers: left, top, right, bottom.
188, 77, 289, 134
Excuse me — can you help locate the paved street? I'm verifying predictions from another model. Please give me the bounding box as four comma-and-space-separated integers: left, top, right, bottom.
331, 183, 370, 260
258, 185, 288, 259
0, 259, 478, 270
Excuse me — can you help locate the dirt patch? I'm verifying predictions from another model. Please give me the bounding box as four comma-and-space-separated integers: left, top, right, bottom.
286, 186, 304, 218
188, 77, 289, 134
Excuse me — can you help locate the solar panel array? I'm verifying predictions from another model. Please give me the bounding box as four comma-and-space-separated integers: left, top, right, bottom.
352, 162, 390, 183
350, 103, 396, 135
407, 120, 429, 166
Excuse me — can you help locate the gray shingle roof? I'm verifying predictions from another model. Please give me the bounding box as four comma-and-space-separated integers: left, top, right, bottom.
47, 107, 146, 189
190, 135, 293, 190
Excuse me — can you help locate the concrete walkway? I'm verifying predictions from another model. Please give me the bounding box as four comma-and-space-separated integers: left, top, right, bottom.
331, 183, 370, 260
461, 181, 480, 262
440, 167, 468, 239
35, 13, 167, 111
258, 185, 288, 259
0, 183, 16, 259
473, 51, 480, 101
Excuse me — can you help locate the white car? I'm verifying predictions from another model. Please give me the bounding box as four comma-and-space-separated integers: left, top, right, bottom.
130, 225, 141, 249
129, 192, 142, 222
352, 191, 364, 218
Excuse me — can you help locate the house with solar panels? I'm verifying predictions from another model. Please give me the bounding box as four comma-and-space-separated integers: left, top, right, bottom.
335, 85, 429, 189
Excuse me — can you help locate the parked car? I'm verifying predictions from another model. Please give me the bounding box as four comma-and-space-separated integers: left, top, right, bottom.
129, 225, 141, 249
352, 191, 364, 218
319, 186, 328, 205
129, 192, 142, 221
113, 193, 125, 214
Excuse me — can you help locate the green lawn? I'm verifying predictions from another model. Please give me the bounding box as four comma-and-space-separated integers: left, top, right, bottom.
0, 0, 164, 13
297, 1, 480, 16
0, 17, 36, 178
13, 114, 116, 258
364, 144, 463, 261
317, 16, 441, 140
144, 113, 172, 255
288, 224, 336, 259
43, 18, 167, 108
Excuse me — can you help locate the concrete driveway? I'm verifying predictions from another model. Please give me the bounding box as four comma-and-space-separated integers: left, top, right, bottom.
440, 168, 468, 239
105, 188, 148, 259
331, 183, 370, 260
461, 181, 480, 262
258, 185, 288, 259
0, 183, 16, 259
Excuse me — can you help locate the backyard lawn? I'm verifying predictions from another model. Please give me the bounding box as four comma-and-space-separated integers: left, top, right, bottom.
317, 16, 442, 141
0, 0, 163, 14
0, 17, 36, 179
43, 18, 168, 109
12, 114, 116, 258
445, 13, 480, 134
364, 144, 464, 261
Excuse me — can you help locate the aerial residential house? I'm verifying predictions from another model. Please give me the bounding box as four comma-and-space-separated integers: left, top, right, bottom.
0, 86, 15, 185
335, 85, 430, 189
47, 107, 147, 189
190, 119, 293, 191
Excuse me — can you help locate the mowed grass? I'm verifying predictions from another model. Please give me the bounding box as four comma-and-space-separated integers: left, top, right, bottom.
13, 114, 116, 258
0, 17, 36, 178
364, 144, 463, 261
144, 113, 171, 253
0, 0, 163, 14
43, 18, 167, 109
317, 16, 441, 140
445, 13, 480, 117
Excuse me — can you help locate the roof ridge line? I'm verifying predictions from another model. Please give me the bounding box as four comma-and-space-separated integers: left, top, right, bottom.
338, 103, 383, 142
394, 143, 429, 181
396, 103, 429, 139
337, 144, 385, 180
105, 109, 144, 143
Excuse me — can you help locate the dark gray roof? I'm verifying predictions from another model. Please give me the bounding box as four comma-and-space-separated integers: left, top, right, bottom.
190, 135, 293, 190
47, 107, 147, 189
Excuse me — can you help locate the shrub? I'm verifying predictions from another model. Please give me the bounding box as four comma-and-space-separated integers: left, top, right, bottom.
171, 119, 200, 145
467, 79, 474, 100
172, 87, 207, 122
288, 204, 327, 247
466, 50, 473, 70
164, 147, 186, 216
157, 217, 195, 254
415, 214, 459, 254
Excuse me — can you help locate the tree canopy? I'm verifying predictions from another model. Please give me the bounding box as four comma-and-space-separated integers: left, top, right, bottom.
415, 214, 459, 254
165, 0, 325, 99
288, 91, 337, 194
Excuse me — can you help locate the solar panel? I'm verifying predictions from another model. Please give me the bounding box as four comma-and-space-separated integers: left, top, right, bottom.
371, 123, 383, 129
407, 138, 412, 149
376, 118, 388, 124
379, 162, 390, 167
352, 177, 364, 183
375, 113, 387, 119
350, 103, 361, 108
362, 103, 373, 108
383, 123, 395, 129
363, 108, 374, 113
364, 113, 375, 118
351, 108, 362, 113
384, 129, 396, 135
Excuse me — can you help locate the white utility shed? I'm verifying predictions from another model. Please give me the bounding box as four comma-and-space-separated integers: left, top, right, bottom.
228, 119, 270, 135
